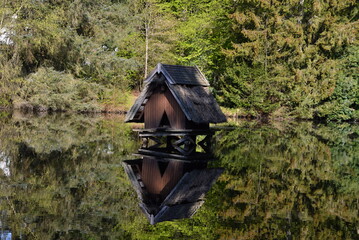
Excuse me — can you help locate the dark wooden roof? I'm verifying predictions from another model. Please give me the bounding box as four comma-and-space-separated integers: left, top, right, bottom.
125, 63, 226, 124
169, 84, 225, 124
161, 64, 209, 86
148, 201, 204, 224
160, 168, 224, 206
149, 168, 223, 224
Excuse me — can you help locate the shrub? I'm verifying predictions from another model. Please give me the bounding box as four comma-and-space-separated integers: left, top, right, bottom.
17, 67, 102, 112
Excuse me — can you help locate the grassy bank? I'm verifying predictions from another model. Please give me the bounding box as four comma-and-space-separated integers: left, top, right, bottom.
2, 68, 138, 114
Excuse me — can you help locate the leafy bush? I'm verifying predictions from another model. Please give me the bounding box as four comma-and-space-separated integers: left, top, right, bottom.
315, 46, 359, 121
16, 67, 101, 112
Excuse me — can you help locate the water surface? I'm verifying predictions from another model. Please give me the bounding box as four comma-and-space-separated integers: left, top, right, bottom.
0, 111, 357, 239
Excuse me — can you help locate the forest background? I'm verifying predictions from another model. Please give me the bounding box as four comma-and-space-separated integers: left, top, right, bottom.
0, 0, 358, 121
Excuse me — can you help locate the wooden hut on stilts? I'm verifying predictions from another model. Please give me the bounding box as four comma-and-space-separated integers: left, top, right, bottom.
125, 63, 227, 157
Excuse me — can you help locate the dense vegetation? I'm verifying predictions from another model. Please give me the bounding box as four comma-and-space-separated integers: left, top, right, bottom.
0, 0, 358, 120
0, 114, 357, 239
0, 113, 140, 239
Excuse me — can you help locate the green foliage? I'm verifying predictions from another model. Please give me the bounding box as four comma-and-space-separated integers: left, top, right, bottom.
214, 0, 359, 119
16, 67, 101, 112
217, 62, 281, 116
0, 43, 22, 108
69, 1, 144, 87
158, 0, 231, 78
160, 0, 358, 121
0, 0, 146, 110
315, 45, 359, 121
0, 0, 357, 120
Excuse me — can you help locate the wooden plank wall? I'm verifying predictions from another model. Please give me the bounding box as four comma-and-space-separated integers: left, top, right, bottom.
144, 86, 186, 129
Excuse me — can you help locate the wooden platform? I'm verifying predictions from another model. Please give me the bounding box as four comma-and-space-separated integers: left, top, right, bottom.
133, 128, 215, 137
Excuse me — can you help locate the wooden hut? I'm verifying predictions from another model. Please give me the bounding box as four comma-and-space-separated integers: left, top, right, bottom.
125, 63, 226, 130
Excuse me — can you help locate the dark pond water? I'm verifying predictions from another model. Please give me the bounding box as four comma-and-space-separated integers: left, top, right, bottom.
0, 111, 358, 239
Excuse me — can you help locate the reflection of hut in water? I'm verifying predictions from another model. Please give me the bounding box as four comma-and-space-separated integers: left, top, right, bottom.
125, 63, 226, 130
123, 157, 223, 224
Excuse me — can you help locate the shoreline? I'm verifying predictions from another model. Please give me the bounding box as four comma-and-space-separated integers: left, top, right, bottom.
1, 107, 358, 124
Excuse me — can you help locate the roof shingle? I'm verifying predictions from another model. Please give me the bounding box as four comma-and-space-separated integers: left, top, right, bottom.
161, 64, 209, 86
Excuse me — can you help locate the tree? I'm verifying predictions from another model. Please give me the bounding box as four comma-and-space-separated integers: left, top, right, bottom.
137, 0, 177, 85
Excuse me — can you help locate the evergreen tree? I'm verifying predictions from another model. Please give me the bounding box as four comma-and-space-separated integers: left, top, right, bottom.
216, 0, 358, 120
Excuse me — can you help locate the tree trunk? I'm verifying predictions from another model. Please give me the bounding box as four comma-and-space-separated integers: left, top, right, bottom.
144, 22, 149, 83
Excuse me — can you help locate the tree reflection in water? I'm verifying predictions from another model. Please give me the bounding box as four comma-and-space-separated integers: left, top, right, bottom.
0, 112, 139, 239
211, 121, 358, 240
0, 112, 357, 239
